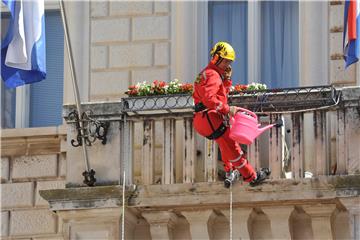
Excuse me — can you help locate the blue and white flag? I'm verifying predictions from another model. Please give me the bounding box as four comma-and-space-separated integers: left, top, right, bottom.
343, 0, 360, 68
1, 0, 46, 88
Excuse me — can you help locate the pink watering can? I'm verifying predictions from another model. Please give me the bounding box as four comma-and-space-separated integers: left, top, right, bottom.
229, 107, 283, 145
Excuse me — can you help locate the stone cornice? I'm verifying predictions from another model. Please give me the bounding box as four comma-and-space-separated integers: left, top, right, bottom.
40, 175, 360, 212
40, 185, 136, 211
1, 126, 67, 156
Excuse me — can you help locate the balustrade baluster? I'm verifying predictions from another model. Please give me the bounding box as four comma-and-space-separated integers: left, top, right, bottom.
303, 204, 337, 240
336, 108, 347, 174
204, 139, 218, 182
181, 210, 216, 239
162, 118, 176, 184
183, 118, 196, 183
314, 110, 328, 176
248, 139, 260, 170
268, 114, 285, 179
142, 119, 155, 184
121, 119, 134, 185
222, 208, 252, 240
345, 107, 360, 174
291, 113, 305, 179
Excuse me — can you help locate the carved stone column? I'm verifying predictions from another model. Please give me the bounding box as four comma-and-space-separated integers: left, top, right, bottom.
222, 208, 252, 240
181, 210, 216, 239
142, 211, 178, 240
303, 204, 336, 240
262, 206, 294, 239
339, 197, 360, 240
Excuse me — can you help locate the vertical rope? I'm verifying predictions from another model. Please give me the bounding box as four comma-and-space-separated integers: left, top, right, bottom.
230, 182, 233, 240
122, 170, 126, 240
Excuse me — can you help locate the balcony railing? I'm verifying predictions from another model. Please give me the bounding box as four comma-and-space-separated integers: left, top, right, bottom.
63, 86, 360, 187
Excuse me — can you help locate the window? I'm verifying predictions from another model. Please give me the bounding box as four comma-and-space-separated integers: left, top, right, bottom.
208, 1, 248, 85
1, 80, 15, 128
208, 1, 299, 88
1, 10, 64, 128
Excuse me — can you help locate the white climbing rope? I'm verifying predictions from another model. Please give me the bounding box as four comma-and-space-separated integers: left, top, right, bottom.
230, 182, 233, 240
122, 170, 126, 240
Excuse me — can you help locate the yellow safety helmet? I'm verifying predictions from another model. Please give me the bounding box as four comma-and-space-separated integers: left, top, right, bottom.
210, 41, 236, 61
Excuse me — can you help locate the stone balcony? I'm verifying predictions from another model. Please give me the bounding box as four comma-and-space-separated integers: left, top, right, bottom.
38, 86, 360, 239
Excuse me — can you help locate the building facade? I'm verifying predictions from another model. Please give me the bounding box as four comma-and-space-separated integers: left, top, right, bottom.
1, 1, 360, 239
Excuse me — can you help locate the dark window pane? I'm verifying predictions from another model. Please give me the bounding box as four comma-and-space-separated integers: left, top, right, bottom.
1, 80, 16, 128
29, 10, 64, 127
208, 1, 248, 84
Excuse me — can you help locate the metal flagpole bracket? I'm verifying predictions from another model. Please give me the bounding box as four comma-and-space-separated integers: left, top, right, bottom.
68, 110, 110, 147
59, 0, 99, 186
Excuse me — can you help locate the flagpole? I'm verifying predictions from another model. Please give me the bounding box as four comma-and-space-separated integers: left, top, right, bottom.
59, 0, 91, 179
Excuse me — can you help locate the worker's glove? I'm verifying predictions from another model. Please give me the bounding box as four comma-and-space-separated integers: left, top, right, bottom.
229, 106, 239, 117
224, 66, 232, 80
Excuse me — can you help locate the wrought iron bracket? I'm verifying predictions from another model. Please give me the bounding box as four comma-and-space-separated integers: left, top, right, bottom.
67, 110, 110, 147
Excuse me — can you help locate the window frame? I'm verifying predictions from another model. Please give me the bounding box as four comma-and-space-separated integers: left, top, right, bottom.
1, 2, 66, 128
171, 1, 332, 88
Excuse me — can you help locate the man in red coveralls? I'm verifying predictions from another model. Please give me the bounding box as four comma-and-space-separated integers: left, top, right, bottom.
193, 41, 270, 187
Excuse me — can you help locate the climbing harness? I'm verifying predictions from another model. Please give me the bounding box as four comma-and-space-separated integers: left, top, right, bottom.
194, 102, 228, 140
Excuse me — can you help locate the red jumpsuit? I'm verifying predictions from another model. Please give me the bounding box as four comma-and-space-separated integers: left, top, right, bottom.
192, 63, 256, 182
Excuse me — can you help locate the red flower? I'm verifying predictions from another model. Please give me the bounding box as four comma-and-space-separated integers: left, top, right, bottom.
152, 80, 167, 95
234, 84, 248, 92
180, 83, 193, 93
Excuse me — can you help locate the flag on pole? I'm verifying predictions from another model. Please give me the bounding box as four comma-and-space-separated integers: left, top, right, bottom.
343, 0, 360, 68
1, 0, 46, 88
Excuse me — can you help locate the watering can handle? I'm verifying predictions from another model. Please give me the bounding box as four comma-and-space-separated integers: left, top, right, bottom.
236, 107, 257, 119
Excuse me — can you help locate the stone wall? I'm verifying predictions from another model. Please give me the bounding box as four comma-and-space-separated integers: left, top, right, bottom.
329, 1, 358, 85
0, 127, 66, 240
1, 1, 360, 240
89, 1, 171, 101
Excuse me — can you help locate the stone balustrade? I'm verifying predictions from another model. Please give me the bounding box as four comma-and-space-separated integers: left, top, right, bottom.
39, 176, 360, 239
2, 87, 360, 239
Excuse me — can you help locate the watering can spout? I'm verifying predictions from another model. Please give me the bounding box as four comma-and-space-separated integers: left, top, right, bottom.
257, 119, 283, 135
257, 124, 274, 135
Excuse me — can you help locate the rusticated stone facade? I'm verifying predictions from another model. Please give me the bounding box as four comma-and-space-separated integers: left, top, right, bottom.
1, 127, 66, 239
1, 1, 360, 240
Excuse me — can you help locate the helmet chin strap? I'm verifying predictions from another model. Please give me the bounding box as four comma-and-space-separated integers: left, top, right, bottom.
216, 57, 223, 66
211, 54, 224, 66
